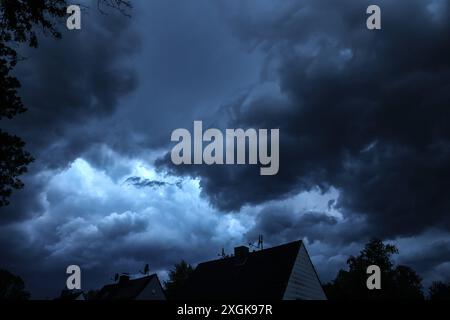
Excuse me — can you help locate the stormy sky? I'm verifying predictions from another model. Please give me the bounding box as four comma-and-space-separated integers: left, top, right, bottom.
1, 0, 450, 298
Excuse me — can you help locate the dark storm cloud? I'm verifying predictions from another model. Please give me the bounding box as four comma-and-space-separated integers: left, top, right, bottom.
107, 0, 263, 151
0, 171, 47, 225
0, 0, 262, 228
247, 209, 339, 243
0, 0, 262, 298
124, 176, 182, 189
158, 0, 450, 239
245, 205, 368, 246
0, 6, 139, 225
397, 235, 450, 275
0, 157, 241, 298
1, 0, 449, 299
2, 7, 139, 170
125, 177, 167, 188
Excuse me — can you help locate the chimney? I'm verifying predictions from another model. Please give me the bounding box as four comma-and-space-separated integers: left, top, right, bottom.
234, 246, 249, 264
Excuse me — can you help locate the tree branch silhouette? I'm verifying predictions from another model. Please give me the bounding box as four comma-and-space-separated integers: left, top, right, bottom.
0, 1, 133, 207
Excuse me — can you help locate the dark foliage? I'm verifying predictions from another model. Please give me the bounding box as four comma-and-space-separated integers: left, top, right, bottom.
0, 130, 33, 206
0, 0, 134, 207
0, 268, 30, 300
0, 0, 67, 118
428, 281, 450, 300
324, 239, 424, 300
164, 260, 194, 300
0, 1, 68, 206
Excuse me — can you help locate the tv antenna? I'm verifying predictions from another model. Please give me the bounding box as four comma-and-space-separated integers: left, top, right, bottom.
249, 235, 264, 251
218, 247, 230, 259
139, 264, 150, 275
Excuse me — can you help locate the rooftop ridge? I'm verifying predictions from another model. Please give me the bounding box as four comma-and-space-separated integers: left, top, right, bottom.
197, 239, 302, 267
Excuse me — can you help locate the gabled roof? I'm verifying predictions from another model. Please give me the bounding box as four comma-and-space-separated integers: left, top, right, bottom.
96, 274, 158, 300
181, 240, 303, 300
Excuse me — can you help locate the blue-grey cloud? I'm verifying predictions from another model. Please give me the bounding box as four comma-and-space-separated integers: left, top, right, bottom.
1, 0, 449, 299
158, 0, 450, 239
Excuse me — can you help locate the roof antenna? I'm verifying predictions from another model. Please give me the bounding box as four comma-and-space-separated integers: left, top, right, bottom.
139, 264, 150, 275
249, 235, 264, 251
218, 248, 229, 259
258, 234, 264, 250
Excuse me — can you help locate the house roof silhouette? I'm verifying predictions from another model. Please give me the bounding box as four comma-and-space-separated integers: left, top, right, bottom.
96, 274, 165, 300
180, 240, 326, 300
55, 289, 85, 300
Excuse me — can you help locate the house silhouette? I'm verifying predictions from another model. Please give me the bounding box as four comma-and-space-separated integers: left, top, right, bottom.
96, 274, 165, 300
180, 240, 327, 300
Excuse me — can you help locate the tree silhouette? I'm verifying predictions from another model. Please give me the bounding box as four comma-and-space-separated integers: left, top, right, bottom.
164, 260, 194, 300
323, 239, 424, 300
391, 265, 424, 300
0, 268, 30, 300
0, 0, 132, 207
428, 281, 450, 300
0, 131, 34, 206
0, 0, 67, 207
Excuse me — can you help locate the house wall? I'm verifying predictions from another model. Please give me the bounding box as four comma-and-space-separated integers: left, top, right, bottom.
283, 243, 327, 300
136, 276, 166, 300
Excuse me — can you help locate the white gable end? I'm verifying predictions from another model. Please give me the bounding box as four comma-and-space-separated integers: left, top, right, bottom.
283, 243, 327, 300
